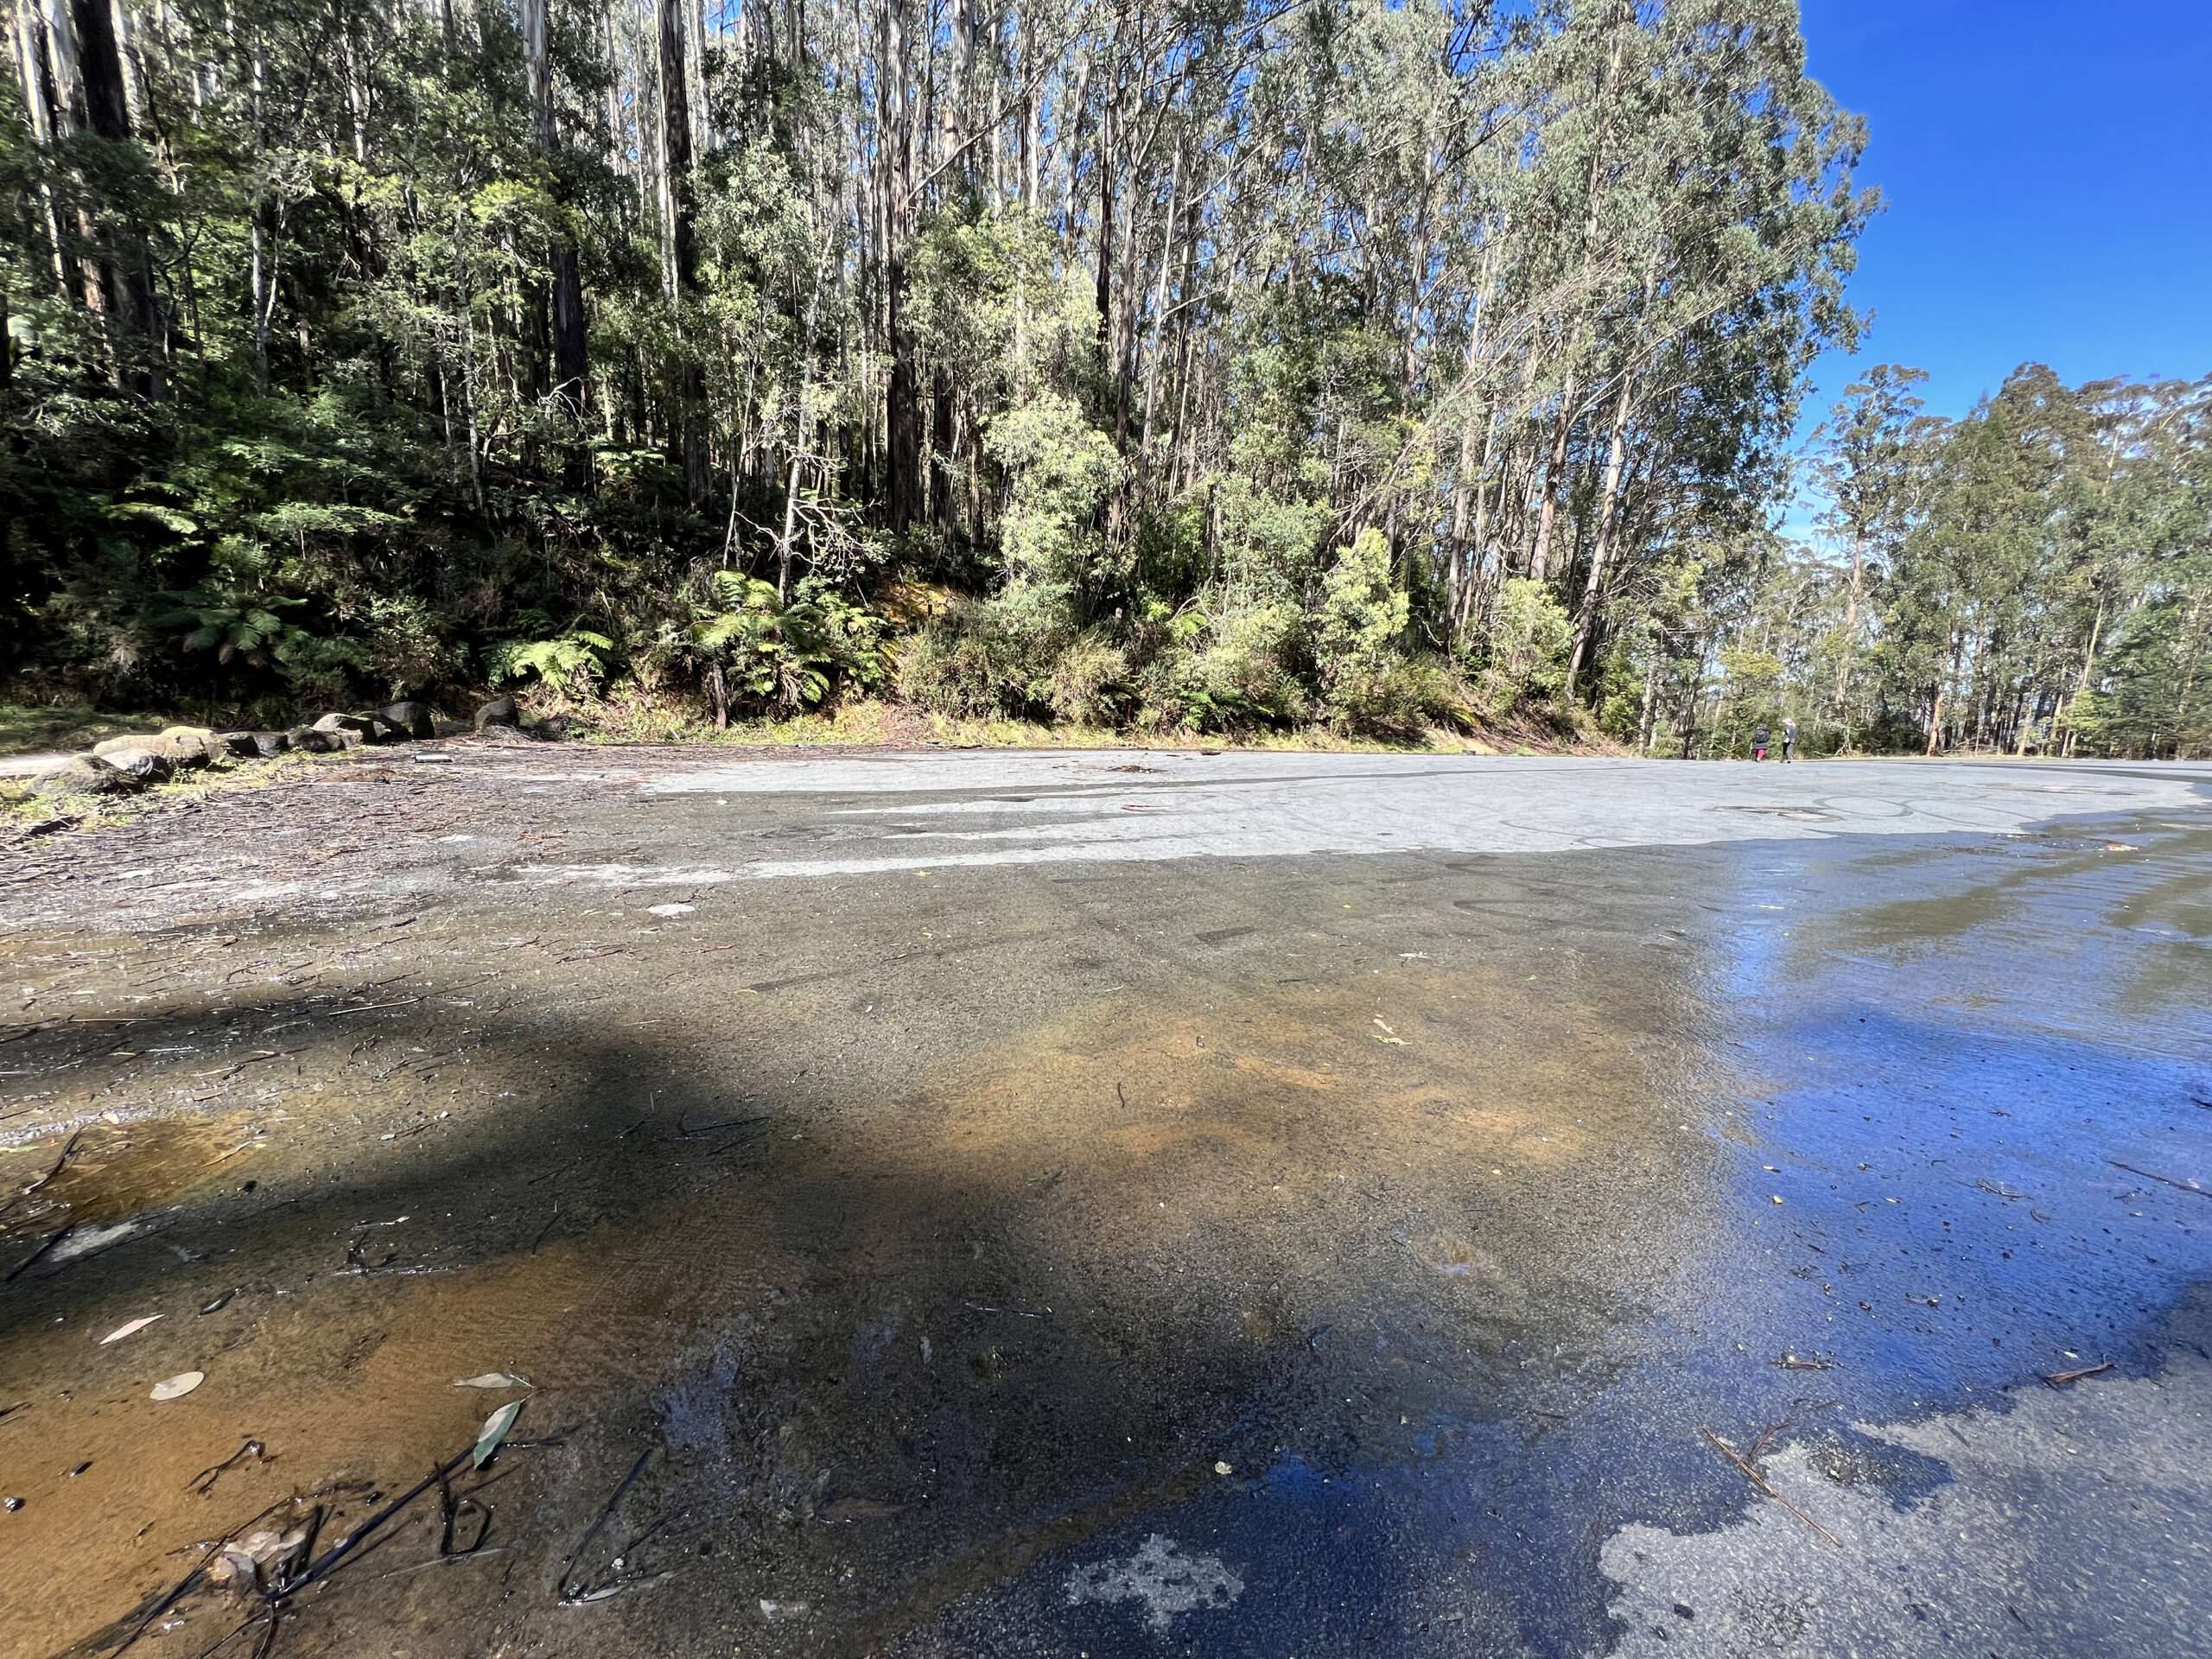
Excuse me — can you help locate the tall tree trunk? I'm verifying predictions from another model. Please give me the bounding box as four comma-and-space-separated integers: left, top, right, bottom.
1565, 371, 1635, 696
524, 0, 589, 438
881, 0, 920, 532
1137, 149, 1183, 463
1636, 644, 1660, 756
2056, 599, 2103, 756
65, 0, 122, 135
1094, 100, 1113, 374
1527, 376, 1577, 585
12, 0, 71, 295
658, 0, 707, 506
1830, 527, 1866, 747
69, 0, 162, 391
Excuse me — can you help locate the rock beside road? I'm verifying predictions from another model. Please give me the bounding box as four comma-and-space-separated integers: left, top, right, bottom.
19, 700, 539, 812
373, 701, 435, 741
32, 756, 143, 798
92, 727, 218, 769
91, 747, 175, 785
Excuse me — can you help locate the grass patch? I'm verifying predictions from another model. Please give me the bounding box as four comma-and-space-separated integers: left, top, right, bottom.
536, 692, 1559, 756
0, 704, 174, 757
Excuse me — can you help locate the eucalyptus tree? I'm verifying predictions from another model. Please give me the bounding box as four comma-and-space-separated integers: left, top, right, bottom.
1810, 364, 1926, 746
2, 0, 2190, 753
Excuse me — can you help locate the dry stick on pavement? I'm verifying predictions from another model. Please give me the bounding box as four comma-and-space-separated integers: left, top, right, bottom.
114, 1491, 312, 1658
2044, 1361, 2114, 1386
1700, 1427, 1842, 1548
3, 1227, 67, 1282
19, 1128, 81, 1197
284, 1446, 479, 1592
110, 1538, 228, 1657
2107, 1160, 2210, 1199
559, 1448, 656, 1602
188, 1439, 271, 1496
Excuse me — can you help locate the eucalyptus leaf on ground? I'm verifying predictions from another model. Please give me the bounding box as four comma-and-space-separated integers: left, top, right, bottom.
474, 1401, 524, 1467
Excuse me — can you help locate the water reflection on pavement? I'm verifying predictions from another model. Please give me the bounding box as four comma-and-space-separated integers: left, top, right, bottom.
0, 759, 2205, 1659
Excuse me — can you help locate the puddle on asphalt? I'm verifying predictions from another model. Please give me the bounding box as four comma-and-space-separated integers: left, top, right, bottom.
0, 805, 2205, 1658
0, 887, 1719, 1659
903, 809, 2212, 1656
2, 1115, 264, 1274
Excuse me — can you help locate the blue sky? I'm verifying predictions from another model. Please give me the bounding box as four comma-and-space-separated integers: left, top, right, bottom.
1796, 0, 2212, 425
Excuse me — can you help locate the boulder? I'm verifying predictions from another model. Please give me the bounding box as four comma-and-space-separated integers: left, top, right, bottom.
213, 732, 262, 758
156, 726, 219, 766
312, 712, 373, 737
33, 756, 143, 798
473, 696, 520, 731
250, 731, 291, 759
374, 701, 435, 741
93, 728, 213, 768
95, 747, 175, 785
285, 726, 338, 753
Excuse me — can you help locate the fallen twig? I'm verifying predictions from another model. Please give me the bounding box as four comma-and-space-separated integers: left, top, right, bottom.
2107, 1160, 2209, 1199
196, 1049, 300, 1083
19, 1128, 81, 1198
187, 1439, 271, 1497
110, 1534, 232, 1656
3, 1228, 67, 1282
1700, 1426, 1841, 1548
677, 1113, 763, 1139
558, 1448, 654, 1602
2044, 1361, 2113, 1387
284, 1445, 475, 1592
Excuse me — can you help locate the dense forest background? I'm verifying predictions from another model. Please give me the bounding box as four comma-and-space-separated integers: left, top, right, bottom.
2, 0, 2205, 755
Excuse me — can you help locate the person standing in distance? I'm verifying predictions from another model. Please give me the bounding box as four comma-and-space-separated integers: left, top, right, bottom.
1782, 715, 1797, 764
1752, 723, 1770, 761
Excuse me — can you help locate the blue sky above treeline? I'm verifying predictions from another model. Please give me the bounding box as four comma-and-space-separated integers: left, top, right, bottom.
1799, 0, 2210, 423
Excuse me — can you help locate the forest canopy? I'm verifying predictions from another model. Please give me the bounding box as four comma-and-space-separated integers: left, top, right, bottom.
3, 0, 2206, 755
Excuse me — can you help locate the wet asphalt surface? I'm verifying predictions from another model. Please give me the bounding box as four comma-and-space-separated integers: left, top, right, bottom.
0, 745, 2208, 1659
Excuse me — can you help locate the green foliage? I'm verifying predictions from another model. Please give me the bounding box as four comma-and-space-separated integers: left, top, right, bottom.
985, 396, 1126, 607
1311, 530, 1426, 731
1485, 579, 1574, 706
672, 570, 887, 715
3, 0, 2192, 755
486, 631, 614, 696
